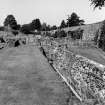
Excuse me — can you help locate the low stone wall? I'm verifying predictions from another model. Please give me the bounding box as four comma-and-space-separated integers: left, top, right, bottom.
40, 38, 105, 104
0, 35, 39, 48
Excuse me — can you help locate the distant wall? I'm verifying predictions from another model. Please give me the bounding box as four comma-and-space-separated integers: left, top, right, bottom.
63, 22, 103, 41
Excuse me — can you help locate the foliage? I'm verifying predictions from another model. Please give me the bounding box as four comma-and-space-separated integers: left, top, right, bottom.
67, 12, 84, 27
17, 24, 21, 30
98, 20, 105, 51
41, 23, 47, 31
52, 30, 67, 38
90, 0, 105, 9
51, 25, 57, 30
59, 30, 67, 38
60, 20, 66, 29
94, 29, 100, 45
30, 18, 41, 31
45, 32, 51, 37
42, 23, 51, 31
12, 30, 19, 36
0, 27, 5, 31
4, 15, 18, 30
70, 28, 83, 40
20, 18, 42, 34
46, 25, 51, 31
20, 24, 32, 34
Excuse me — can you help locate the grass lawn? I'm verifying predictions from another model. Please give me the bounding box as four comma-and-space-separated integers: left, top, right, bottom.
69, 46, 105, 65
0, 45, 77, 105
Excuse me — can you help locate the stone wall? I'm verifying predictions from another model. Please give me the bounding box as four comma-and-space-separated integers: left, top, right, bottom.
63, 22, 103, 41
40, 38, 105, 104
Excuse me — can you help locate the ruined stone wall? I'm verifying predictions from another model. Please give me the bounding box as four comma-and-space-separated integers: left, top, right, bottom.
63, 22, 103, 41
40, 38, 105, 104
82, 23, 102, 41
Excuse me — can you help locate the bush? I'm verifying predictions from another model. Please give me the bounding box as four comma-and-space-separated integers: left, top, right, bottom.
94, 29, 99, 45
59, 30, 67, 38
52, 31, 58, 38
20, 24, 31, 34
98, 20, 105, 51
45, 32, 51, 37
12, 30, 19, 35
70, 28, 83, 40
52, 30, 67, 38
0, 27, 4, 31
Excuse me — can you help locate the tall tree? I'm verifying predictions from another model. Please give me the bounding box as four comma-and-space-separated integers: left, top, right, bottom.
90, 0, 105, 9
46, 25, 51, 31
41, 23, 47, 31
4, 14, 18, 30
60, 20, 66, 28
67, 12, 84, 27
41, 23, 51, 31
30, 18, 41, 31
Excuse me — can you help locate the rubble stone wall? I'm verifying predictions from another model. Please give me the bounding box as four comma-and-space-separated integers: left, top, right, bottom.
40, 38, 105, 104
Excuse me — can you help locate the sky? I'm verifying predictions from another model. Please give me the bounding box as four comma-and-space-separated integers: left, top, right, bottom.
0, 0, 105, 26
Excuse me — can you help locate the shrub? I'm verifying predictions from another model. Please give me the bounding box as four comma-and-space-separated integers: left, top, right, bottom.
0, 27, 5, 31
20, 24, 31, 34
12, 30, 19, 35
94, 30, 99, 45
59, 30, 67, 38
52, 30, 67, 38
98, 20, 105, 51
70, 28, 83, 40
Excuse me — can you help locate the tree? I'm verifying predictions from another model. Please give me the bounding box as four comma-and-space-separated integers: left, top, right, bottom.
51, 25, 57, 30
17, 24, 21, 30
60, 20, 66, 28
98, 20, 105, 51
4, 15, 18, 30
20, 24, 32, 34
41, 23, 51, 31
67, 12, 84, 27
46, 25, 51, 31
41, 23, 47, 31
30, 18, 41, 31
90, 0, 105, 9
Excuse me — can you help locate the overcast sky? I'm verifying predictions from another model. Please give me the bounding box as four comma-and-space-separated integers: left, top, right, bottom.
0, 0, 105, 26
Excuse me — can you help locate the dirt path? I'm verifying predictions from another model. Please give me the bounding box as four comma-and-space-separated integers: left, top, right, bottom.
0, 45, 77, 105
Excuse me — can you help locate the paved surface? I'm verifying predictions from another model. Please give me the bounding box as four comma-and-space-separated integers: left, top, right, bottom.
0, 45, 74, 105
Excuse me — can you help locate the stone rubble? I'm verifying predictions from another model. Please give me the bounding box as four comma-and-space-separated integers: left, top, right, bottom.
39, 37, 105, 104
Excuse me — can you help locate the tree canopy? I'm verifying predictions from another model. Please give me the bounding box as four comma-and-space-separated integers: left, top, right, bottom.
20, 24, 32, 34
90, 0, 105, 9
67, 12, 84, 27
41, 23, 51, 31
4, 15, 18, 30
51, 25, 57, 30
30, 18, 41, 31
97, 20, 105, 51
60, 20, 66, 28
